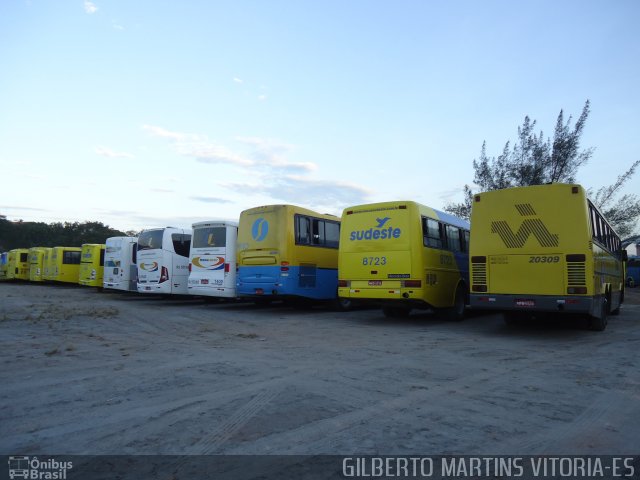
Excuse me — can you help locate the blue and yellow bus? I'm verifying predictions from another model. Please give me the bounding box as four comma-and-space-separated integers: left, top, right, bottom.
338, 201, 470, 318
237, 204, 341, 301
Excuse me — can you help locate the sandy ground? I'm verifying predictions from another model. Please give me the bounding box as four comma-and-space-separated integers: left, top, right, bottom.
1, 282, 639, 457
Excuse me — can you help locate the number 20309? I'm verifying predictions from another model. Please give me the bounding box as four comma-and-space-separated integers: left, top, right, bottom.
529, 256, 560, 263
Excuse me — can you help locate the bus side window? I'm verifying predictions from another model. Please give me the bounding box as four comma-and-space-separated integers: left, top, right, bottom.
463, 230, 470, 253
325, 221, 340, 249
132, 244, 137, 264
423, 217, 443, 248
445, 225, 461, 252
99, 248, 105, 267
312, 219, 325, 245
296, 216, 311, 245
63, 251, 81, 265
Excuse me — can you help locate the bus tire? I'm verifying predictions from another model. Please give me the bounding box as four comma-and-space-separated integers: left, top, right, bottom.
335, 298, 352, 311
589, 296, 608, 331
382, 307, 411, 318
445, 285, 466, 321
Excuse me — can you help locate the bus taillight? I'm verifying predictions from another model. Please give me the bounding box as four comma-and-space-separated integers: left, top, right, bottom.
403, 280, 421, 288
188, 263, 192, 272
567, 287, 587, 294
159, 266, 169, 283
338, 280, 349, 287
225, 263, 230, 273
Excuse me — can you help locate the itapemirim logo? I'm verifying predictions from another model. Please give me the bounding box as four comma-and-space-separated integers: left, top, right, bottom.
8, 456, 73, 480
491, 203, 559, 248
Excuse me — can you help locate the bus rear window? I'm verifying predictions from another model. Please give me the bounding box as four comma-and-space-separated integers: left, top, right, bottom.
192, 227, 227, 248
20, 253, 28, 262
138, 230, 164, 250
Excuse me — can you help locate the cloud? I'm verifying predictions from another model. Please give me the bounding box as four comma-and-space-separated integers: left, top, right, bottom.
0, 205, 48, 212
189, 144, 253, 166
258, 94, 267, 101
83, 1, 98, 14
233, 77, 243, 84
95, 146, 135, 159
149, 188, 174, 193
112, 23, 124, 30
142, 124, 200, 142
190, 196, 233, 204
227, 175, 371, 210
236, 136, 317, 173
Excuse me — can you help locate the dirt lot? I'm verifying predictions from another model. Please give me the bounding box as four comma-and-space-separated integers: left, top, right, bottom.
1, 282, 639, 457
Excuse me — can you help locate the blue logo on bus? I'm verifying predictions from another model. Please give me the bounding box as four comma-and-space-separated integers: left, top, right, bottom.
252, 218, 269, 242
350, 217, 401, 241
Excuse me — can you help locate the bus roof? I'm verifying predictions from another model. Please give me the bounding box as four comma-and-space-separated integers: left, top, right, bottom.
343, 200, 469, 230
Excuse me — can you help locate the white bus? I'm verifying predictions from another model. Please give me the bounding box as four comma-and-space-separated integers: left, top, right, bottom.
103, 236, 138, 292
188, 220, 238, 298
137, 227, 192, 295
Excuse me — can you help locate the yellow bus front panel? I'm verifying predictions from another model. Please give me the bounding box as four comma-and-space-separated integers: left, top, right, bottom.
7, 249, 30, 280
28, 248, 47, 282
79, 244, 106, 287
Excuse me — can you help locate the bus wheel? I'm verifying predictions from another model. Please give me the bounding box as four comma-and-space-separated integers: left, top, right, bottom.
589, 296, 608, 331
445, 285, 466, 321
382, 307, 411, 318
335, 298, 352, 311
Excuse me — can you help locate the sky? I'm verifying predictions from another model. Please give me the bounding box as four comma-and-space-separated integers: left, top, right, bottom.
1, 0, 639, 233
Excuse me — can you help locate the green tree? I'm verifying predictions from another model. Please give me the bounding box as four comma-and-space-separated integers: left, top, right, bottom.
0, 219, 128, 251
445, 101, 640, 236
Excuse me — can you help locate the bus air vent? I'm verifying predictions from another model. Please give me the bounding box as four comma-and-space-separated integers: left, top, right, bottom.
471, 262, 487, 285
566, 255, 586, 286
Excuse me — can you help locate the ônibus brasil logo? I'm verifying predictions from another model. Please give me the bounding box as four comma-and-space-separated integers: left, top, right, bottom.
251, 218, 269, 242
192, 256, 225, 270
8, 456, 73, 479
350, 216, 401, 241
139, 262, 159, 272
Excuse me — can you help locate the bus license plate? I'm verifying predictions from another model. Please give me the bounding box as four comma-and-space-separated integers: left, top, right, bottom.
255, 288, 264, 295
368, 280, 382, 286
515, 299, 535, 307
201, 279, 209, 284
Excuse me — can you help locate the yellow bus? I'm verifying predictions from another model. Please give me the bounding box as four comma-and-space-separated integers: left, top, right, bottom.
469, 184, 626, 331
78, 243, 106, 287
237, 204, 341, 301
28, 247, 47, 282
338, 201, 470, 318
7, 249, 30, 280
42, 248, 54, 281
50, 247, 82, 284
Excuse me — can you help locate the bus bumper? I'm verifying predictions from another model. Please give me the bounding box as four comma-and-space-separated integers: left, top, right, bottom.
469, 294, 593, 314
